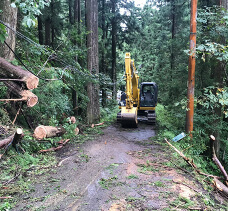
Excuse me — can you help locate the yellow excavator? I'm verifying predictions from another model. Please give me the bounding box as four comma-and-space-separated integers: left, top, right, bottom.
117, 52, 158, 127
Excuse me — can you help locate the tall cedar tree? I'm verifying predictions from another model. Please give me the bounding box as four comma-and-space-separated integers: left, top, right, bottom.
0, 0, 17, 60
86, 0, 100, 123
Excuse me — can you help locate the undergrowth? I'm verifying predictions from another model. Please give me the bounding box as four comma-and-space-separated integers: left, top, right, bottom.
154, 103, 228, 208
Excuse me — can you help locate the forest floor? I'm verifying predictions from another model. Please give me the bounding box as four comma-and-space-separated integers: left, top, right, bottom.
11, 123, 227, 210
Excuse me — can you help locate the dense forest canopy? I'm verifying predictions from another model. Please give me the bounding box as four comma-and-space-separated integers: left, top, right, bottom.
0, 0, 228, 179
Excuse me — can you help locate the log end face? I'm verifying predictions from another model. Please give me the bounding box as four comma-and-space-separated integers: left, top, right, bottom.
34, 126, 47, 140
27, 95, 38, 107
26, 76, 39, 90
210, 135, 216, 141
16, 128, 23, 134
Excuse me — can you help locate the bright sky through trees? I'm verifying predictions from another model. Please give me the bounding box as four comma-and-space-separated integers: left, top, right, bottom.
134, 0, 147, 7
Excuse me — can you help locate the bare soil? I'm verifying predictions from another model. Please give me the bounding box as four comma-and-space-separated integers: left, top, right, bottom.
12, 123, 227, 211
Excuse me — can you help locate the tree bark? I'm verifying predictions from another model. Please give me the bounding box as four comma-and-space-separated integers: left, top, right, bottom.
212, 0, 227, 155
0, 128, 23, 149
45, 17, 51, 45
34, 125, 66, 140
0, 0, 18, 61
38, 16, 44, 45
86, 0, 100, 124
111, 0, 117, 100
69, 0, 73, 24
101, 0, 107, 107
2, 81, 38, 107
74, 0, 81, 23
0, 134, 13, 148
0, 57, 39, 90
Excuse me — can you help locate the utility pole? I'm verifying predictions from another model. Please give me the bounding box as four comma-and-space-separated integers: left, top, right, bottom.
186, 0, 197, 136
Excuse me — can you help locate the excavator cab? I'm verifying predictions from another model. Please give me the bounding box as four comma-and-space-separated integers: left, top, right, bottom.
140, 82, 158, 107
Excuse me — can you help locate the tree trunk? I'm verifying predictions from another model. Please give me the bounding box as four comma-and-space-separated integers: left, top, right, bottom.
0, 0, 18, 61
74, 0, 81, 23
101, 0, 107, 107
38, 16, 44, 45
45, 17, 51, 45
69, 0, 73, 24
71, 0, 81, 115
86, 0, 100, 124
0, 57, 39, 90
111, 0, 117, 100
34, 126, 66, 140
51, 0, 55, 47
212, 0, 227, 155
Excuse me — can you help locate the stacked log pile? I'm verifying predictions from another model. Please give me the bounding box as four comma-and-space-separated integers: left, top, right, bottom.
0, 57, 39, 107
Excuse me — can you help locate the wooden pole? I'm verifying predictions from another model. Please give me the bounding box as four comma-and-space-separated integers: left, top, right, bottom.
186, 0, 198, 136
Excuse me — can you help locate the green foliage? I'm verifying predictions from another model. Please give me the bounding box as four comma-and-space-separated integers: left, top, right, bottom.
0, 23, 7, 43
198, 87, 228, 117
11, 0, 50, 27
0, 201, 13, 211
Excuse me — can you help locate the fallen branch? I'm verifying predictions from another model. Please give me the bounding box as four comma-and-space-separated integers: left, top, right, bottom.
38, 145, 63, 153
0, 196, 13, 199
91, 122, 104, 128
57, 157, 71, 167
210, 135, 228, 183
165, 139, 220, 179
12, 104, 22, 125
39, 139, 70, 153
3, 173, 20, 185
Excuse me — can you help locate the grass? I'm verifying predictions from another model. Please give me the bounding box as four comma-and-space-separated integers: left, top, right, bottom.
106, 163, 119, 174
98, 176, 118, 189
126, 174, 139, 179
154, 181, 165, 187
137, 162, 159, 174
169, 196, 195, 209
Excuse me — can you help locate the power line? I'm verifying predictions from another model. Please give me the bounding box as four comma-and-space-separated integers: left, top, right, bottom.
0, 19, 101, 84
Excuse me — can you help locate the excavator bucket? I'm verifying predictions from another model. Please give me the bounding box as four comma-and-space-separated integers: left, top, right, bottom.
120, 107, 138, 127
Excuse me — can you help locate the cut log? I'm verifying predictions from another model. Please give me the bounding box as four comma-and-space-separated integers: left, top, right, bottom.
213, 178, 228, 197
0, 57, 39, 90
74, 127, 79, 135
0, 128, 23, 149
34, 125, 66, 140
0, 134, 14, 148
2, 81, 38, 107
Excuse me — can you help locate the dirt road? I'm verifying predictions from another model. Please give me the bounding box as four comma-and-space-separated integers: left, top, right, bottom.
13, 123, 226, 210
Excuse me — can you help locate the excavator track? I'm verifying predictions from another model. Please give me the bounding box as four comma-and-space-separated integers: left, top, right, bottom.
117, 112, 121, 123
147, 111, 156, 124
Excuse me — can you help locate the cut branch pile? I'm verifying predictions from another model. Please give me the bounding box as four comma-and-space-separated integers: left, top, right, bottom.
38, 139, 70, 153
165, 136, 228, 198
0, 57, 39, 107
